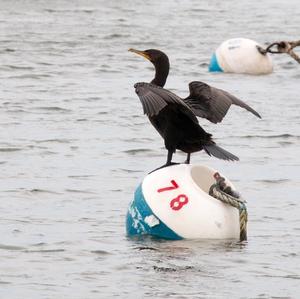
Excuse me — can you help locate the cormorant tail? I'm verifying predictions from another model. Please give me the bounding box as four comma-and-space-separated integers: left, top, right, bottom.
203, 144, 239, 161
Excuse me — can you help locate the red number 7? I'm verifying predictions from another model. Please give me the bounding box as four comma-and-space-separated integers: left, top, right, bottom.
157, 180, 179, 193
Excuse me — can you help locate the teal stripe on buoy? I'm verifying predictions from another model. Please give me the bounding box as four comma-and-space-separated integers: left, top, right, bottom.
209, 52, 223, 72
126, 184, 182, 240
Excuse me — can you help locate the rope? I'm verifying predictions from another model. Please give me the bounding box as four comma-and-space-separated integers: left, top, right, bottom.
257, 40, 300, 64
209, 172, 248, 242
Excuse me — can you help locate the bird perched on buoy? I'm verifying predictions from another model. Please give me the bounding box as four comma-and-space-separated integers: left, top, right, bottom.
129, 48, 261, 167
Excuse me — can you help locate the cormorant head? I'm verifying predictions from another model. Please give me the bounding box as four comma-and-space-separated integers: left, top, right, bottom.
129, 48, 169, 87
129, 48, 168, 65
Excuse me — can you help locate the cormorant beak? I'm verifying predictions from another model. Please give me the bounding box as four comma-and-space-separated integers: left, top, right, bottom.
128, 48, 151, 61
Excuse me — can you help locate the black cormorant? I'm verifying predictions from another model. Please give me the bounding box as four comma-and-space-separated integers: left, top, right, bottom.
129, 48, 261, 166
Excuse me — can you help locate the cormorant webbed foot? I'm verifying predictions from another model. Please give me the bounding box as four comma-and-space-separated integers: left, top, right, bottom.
149, 162, 179, 174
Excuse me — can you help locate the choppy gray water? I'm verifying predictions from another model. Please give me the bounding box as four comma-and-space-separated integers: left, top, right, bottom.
0, 0, 300, 298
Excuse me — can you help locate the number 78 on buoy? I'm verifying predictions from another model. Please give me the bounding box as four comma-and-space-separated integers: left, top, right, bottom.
157, 179, 189, 211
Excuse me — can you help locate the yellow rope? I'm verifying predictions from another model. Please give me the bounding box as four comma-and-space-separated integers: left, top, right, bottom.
209, 174, 248, 242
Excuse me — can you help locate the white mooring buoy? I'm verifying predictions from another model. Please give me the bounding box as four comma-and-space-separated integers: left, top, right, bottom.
126, 164, 243, 240
209, 38, 273, 75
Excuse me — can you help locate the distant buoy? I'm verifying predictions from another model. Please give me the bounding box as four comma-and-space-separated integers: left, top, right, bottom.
126, 164, 240, 240
209, 38, 273, 74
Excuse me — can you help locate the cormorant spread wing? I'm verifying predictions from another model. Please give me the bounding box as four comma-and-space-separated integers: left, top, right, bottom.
184, 81, 261, 124
134, 82, 198, 124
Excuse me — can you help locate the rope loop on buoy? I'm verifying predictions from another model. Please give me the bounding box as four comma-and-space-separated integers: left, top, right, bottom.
257, 40, 300, 64
209, 172, 248, 242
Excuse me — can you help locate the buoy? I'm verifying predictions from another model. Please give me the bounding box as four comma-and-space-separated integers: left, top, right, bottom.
209, 38, 273, 74
126, 164, 241, 240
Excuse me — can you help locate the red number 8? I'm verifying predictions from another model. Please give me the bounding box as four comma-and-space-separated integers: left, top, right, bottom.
170, 194, 188, 211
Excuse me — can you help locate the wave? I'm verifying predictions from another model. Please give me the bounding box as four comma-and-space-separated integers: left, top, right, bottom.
34, 107, 72, 112
123, 148, 154, 155
240, 134, 299, 139
0, 244, 25, 251
0, 147, 22, 152
255, 179, 290, 184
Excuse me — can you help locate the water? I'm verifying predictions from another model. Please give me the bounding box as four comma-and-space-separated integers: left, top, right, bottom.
0, 0, 299, 298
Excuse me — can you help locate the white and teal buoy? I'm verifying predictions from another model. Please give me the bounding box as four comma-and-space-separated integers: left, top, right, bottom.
126, 164, 243, 240
209, 38, 273, 74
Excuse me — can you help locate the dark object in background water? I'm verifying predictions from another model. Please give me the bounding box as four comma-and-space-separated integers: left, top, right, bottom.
259, 39, 300, 64
129, 48, 260, 167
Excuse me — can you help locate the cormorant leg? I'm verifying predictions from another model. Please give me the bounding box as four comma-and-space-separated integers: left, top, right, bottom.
166, 150, 173, 165
148, 150, 178, 174
184, 153, 191, 164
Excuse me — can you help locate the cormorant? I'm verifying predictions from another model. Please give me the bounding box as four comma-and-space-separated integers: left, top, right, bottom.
129, 48, 261, 166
